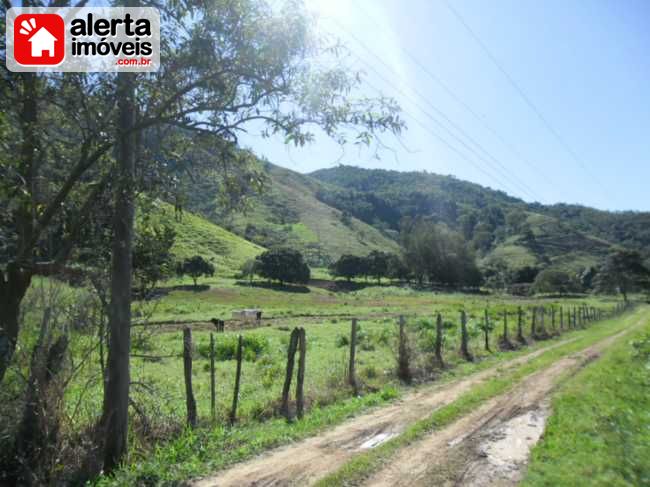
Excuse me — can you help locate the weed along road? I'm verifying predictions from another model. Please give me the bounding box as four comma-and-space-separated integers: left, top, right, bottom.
193, 308, 646, 487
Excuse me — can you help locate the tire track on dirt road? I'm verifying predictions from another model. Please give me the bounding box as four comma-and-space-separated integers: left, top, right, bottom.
361, 313, 646, 487
193, 329, 586, 486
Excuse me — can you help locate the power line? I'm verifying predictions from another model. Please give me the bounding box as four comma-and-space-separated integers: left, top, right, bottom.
352, 1, 556, 192
361, 72, 525, 195
327, 18, 542, 202
442, 0, 608, 195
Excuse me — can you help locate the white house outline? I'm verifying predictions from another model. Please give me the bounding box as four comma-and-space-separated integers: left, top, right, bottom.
28, 26, 57, 57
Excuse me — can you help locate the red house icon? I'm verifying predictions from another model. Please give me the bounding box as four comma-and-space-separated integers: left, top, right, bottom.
13, 14, 65, 66
28, 27, 58, 57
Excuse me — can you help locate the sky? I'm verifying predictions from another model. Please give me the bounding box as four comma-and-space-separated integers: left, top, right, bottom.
238, 0, 650, 212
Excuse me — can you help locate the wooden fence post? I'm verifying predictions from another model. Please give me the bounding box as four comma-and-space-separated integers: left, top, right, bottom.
435, 313, 444, 367
460, 310, 473, 362
397, 315, 411, 383
517, 306, 526, 345
183, 327, 197, 428
531, 308, 537, 337
500, 309, 514, 350
281, 328, 299, 419
483, 308, 491, 352
348, 318, 358, 394
551, 308, 556, 332
560, 307, 564, 330
210, 333, 216, 422
229, 335, 243, 425
296, 328, 306, 420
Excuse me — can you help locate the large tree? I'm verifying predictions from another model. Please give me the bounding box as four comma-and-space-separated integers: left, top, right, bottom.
594, 250, 650, 301
98, 0, 402, 471
402, 219, 481, 287
255, 248, 310, 285
2, 0, 403, 471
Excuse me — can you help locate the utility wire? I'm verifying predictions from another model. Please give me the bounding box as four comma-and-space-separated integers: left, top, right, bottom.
327, 19, 541, 202
442, 0, 608, 195
361, 73, 521, 195
352, 1, 556, 192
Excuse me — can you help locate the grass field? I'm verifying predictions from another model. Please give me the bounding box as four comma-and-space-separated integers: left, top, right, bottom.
522, 317, 650, 486
315, 307, 646, 487
0, 274, 627, 487
81, 278, 618, 485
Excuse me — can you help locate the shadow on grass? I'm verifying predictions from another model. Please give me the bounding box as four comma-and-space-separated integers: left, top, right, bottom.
234, 280, 311, 294
135, 284, 210, 301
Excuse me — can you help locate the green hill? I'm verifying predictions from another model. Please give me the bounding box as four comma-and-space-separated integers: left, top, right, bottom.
309, 165, 649, 274
144, 200, 264, 276
189, 163, 400, 266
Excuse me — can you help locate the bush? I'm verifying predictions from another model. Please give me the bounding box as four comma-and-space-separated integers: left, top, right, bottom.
197, 334, 269, 362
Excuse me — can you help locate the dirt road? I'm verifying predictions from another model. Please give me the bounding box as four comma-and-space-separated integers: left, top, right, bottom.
193, 331, 586, 487
193, 312, 641, 487
362, 319, 642, 487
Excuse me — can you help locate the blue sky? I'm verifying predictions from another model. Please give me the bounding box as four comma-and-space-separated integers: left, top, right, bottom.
239, 0, 650, 212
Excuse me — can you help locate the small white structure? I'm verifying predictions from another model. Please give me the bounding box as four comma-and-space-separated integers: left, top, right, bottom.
232, 309, 263, 322
29, 27, 57, 57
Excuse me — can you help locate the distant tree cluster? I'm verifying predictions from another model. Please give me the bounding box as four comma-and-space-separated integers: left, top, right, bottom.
329, 220, 481, 288
251, 248, 311, 285
329, 251, 408, 284
176, 255, 216, 288
530, 269, 581, 295
401, 218, 482, 287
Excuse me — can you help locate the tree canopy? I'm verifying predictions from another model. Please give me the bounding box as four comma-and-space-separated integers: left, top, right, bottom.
255, 248, 310, 285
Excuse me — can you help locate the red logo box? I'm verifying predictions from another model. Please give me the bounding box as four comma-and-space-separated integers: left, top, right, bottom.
13, 13, 65, 66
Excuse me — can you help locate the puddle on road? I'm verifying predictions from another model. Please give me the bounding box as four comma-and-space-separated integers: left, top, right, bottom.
462, 404, 550, 486
359, 432, 396, 449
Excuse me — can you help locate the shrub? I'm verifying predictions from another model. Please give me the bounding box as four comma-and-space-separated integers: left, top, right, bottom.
197, 334, 269, 361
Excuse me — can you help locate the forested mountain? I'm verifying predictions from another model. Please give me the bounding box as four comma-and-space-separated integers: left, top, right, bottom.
182, 160, 648, 275
308, 165, 650, 273
185, 162, 400, 266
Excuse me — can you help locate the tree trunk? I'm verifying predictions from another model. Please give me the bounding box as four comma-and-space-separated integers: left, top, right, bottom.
0, 72, 38, 385
183, 327, 197, 428
0, 265, 32, 383
102, 71, 136, 473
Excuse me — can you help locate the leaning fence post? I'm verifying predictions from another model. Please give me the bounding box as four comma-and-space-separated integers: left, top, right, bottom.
183, 327, 197, 428
435, 313, 444, 367
210, 333, 216, 422
281, 328, 299, 419
296, 328, 306, 419
229, 335, 243, 425
460, 310, 473, 361
348, 318, 358, 394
